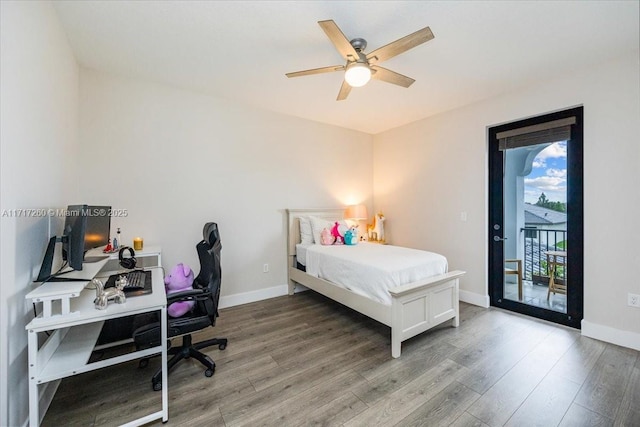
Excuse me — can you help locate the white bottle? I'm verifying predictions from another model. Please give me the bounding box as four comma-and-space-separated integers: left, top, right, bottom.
115, 227, 121, 249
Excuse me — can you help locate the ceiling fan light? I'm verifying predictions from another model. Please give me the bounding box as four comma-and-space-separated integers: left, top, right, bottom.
345, 62, 371, 87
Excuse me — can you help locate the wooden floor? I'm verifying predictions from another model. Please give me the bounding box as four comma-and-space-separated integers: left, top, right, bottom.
43, 291, 640, 427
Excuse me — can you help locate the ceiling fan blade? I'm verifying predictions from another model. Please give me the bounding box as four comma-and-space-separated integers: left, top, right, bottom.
370, 65, 415, 88
318, 20, 359, 61
366, 26, 434, 64
286, 65, 344, 78
337, 80, 352, 101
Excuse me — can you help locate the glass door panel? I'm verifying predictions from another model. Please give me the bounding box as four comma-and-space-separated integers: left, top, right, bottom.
503, 143, 567, 314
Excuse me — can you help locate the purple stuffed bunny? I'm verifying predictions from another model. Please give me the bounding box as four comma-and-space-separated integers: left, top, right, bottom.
165, 263, 195, 317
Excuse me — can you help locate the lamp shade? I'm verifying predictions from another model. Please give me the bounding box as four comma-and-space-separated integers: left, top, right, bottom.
344, 62, 371, 87
345, 204, 368, 220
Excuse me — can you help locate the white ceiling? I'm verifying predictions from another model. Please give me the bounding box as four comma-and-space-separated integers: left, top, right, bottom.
53, 1, 639, 134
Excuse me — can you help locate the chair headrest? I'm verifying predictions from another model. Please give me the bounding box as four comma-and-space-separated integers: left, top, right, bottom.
202, 222, 220, 246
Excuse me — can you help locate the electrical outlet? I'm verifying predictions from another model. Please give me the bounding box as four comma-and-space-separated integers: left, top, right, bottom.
628, 293, 640, 308
263, 263, 269, 273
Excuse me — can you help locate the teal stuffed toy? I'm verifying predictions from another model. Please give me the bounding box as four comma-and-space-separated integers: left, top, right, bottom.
344, 226, 358, 245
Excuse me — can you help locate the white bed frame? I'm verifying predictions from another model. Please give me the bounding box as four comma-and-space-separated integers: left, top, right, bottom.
286, 208, 465, 358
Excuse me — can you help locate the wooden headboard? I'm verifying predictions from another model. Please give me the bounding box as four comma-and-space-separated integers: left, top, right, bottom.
286, 208, 345, 263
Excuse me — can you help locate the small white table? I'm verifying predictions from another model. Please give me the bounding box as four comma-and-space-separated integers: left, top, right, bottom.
25, 259, 168, 426
545, 250, 567, 300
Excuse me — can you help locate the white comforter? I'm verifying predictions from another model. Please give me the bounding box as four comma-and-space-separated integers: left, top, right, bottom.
303, 242, 448, 306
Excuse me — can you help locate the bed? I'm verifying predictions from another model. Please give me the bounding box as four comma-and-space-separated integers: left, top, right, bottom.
286, 208, 466, 358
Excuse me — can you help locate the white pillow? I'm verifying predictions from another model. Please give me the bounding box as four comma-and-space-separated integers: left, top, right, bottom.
309, 216, 349, 244
298, 216, 313, 245
309, 216, 332, 244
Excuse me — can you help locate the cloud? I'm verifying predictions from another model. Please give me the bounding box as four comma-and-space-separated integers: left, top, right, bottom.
524, 175, 567, 202
532, 142, 567, 168
523, 141, 569, 202
546, 168, 566, 178
525, 175, 566, 190
539, 141, 567, 159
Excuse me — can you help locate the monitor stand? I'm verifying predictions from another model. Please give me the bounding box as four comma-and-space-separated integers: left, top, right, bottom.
35, 236, 92, 282
44, 277, 90, 282
35, 236, 57, 282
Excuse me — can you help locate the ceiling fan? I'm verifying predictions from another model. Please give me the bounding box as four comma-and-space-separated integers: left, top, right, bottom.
286, 20, 434, 101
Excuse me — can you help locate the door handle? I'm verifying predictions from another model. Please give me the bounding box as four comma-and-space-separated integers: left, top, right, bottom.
493, 236, 507, 242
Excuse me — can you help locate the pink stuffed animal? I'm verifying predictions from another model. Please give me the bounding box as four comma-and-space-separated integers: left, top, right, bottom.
320, 228, 335, 245
331, 221, 345, 244
165, 263, 195, 317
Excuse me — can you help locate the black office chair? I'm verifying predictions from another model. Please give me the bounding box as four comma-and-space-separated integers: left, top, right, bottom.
133, 222, 227, 391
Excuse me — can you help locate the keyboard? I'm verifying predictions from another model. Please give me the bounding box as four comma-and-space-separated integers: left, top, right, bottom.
104, 270, 152, 296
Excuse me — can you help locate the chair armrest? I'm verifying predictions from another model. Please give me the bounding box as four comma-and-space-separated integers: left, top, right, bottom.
505, 259, 522, 277
132, 320, 163, 348
166, 289, 210, 304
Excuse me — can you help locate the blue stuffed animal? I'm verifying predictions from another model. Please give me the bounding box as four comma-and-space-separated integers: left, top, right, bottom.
165, 263, 195, 317
344, 226, 359, 245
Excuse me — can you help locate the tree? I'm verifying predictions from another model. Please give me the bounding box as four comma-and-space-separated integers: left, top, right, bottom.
535, 192, 566, 212
536, 193, 549, 206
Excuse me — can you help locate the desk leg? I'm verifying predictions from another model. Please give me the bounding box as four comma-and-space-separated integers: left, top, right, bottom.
161, 305, 168, 422
27, 330, 38, 427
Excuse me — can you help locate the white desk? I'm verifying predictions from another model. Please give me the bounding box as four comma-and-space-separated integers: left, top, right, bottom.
25, 259, 168, 426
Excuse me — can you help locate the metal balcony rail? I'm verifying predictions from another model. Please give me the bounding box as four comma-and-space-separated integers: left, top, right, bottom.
521, 228, 567, 285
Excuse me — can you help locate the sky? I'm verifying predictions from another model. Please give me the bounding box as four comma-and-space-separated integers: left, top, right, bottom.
524, 141, 567, 204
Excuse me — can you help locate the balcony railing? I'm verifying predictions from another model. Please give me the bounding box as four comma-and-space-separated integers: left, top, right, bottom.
521, 228, 567, 285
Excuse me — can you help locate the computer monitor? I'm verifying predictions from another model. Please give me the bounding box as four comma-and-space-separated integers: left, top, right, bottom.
84, 206, 111, 252
61, 204, 89, 271
35, 204, 89, 282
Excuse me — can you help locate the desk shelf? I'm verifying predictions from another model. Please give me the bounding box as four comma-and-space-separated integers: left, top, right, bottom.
35, 322, 103, 383
86, 245, 162, 275
26, 251, 167, 427
34, 322, 164, 384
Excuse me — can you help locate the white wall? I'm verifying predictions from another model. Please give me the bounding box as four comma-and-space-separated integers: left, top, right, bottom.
2, 5, 636, 424
0, 1, 80, 425
78, 69, 373, 306
373, 53, 640, 347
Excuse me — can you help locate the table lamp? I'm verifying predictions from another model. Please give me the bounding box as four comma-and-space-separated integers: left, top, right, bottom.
345, 204, 368, 241
345, 204, 368, 221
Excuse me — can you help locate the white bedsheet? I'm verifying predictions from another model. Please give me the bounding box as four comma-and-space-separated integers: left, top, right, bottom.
295, 243, 310, 267
303, 242, 448, 306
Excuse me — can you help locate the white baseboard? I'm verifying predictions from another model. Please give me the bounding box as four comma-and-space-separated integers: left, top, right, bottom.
459, 289, 490, 308
219, 284, 289, 309
581, 320, 640, 351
